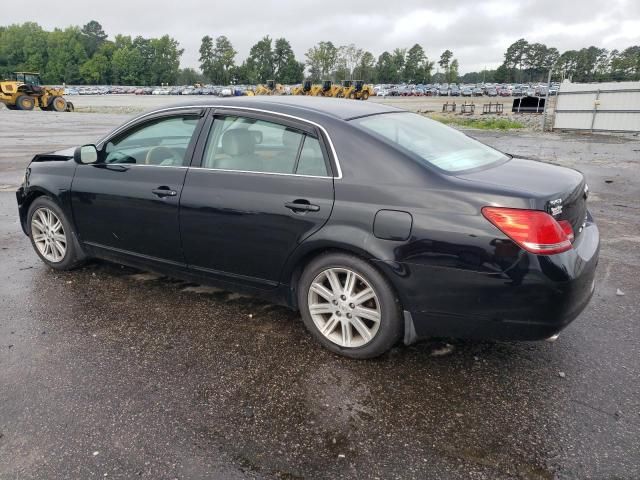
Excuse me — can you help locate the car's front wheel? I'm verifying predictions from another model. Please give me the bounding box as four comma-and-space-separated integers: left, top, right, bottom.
298, 253, 402, 359
28, 197, 85, 270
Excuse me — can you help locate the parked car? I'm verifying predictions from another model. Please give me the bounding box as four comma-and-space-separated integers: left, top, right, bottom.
461, 87, 473, 97
512, 87, 523, 96
486, 88, 498, 97
472, 87, 483, 96
449, 87, 461, 97
438, 87, 449, 96
16, 97, 599, 359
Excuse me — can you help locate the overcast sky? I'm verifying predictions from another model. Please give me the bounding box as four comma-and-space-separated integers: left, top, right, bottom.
6, 0, 640, 73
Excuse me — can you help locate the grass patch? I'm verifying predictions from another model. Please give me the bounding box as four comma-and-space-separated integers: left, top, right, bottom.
428, 114, 524, 130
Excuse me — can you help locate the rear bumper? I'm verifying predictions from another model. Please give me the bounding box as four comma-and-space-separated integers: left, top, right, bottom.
379, 217, 600, 342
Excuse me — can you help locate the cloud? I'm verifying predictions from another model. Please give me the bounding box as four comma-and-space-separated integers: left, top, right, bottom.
3, 0, 639, 73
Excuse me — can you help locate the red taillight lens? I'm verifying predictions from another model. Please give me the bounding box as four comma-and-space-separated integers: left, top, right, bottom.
557, 220, 575, 243
482, 207, 573, 255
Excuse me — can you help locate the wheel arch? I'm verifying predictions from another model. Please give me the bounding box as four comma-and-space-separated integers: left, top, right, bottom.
284, 241, 403, 313
19, 187, 64, 235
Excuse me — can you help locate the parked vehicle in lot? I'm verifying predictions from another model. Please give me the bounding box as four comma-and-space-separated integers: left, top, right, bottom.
486, 88, 498, 97
16, 97, 599, 359
472, 87, 483, 96
512, 87, 523, 96
438, 86, 449, 96
449, 87, 461, 97
461, 87, 473, 97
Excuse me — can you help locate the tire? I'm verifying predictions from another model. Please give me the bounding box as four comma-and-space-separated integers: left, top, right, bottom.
27, 197, 85, 270
16, 95, 35, 111
51, 96, 68, 112
362, 91, 369, 100
348, 92, 356, 100
5, 104, 18, 110
298, 252, 402, 359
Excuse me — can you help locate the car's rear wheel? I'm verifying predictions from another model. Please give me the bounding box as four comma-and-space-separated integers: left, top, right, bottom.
28, 197, 85, 270
298, 253, 402, 359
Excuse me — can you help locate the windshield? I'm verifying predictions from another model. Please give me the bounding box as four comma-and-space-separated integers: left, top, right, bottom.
352, 112, 508, 173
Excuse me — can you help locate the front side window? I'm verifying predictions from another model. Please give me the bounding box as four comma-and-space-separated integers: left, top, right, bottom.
352, 112, 507, 173
104, 116, 199, 166
202, 115, 329, 176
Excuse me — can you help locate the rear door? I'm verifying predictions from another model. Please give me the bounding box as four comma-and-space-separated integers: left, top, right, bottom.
180, 109, 335, 287
71, 109, 204, 263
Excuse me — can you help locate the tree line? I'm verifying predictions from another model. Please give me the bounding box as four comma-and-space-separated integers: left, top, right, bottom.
197, 35, 446, 85
461, 38, 640, 84
1, 21, 639, 85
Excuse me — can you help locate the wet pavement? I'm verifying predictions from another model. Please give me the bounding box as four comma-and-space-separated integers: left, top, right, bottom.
1, 110, 639, 479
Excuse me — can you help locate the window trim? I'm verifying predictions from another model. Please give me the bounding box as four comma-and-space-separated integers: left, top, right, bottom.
98, 109, 206, 168
194, 109, 334, 179
99, 105, 343, 179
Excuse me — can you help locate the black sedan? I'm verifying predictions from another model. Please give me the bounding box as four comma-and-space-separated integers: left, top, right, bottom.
16, 97, 599, 359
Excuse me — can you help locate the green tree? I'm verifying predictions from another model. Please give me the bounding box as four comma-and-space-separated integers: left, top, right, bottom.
375, 51, 396, 83
81, 20, 107, 58
199, 35, 215, 82
353, 51, 376, 82
148, 35, 183, 85
80, 53, 109, 84
177, 67, 204, 85
392, 48, 406, 82
273, 38, 303, 83
448, 59, 459, 83
212, 35, 236, 84
247, 36, 274, 82
404, 44, 425, 83
111, 45, 144, 84
502, 38, 529, 82
438, 49, 453, 72
305, 41, 338, 81
44, 27, 88, 84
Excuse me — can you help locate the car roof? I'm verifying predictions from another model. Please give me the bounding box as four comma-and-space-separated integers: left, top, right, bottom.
152, 96, 402, 121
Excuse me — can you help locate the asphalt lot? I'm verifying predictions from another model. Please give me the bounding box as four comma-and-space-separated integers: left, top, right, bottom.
0, 105, 639, 479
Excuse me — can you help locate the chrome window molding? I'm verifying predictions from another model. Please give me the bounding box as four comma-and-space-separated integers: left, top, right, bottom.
188, 166, 333, 180
97, 104, 343, 179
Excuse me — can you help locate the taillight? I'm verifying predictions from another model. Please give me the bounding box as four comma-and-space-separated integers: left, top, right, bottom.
482, 207, 573, 255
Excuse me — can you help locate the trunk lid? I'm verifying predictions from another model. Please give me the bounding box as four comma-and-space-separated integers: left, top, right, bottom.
457, 157, 588, 237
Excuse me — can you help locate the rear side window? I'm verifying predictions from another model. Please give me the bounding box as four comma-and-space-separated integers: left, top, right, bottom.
202, 115, 329, 177
296, 136, 328, 176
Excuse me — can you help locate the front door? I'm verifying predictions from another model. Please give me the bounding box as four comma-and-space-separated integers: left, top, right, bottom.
71, 110, 203, 264
180, 111, 335, 287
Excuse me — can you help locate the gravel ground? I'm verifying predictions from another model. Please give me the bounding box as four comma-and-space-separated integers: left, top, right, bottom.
0, 107, 638, 479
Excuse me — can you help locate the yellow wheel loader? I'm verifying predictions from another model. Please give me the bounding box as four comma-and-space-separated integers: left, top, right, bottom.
253, 80, 286, 95
291, 80, 313, 95
0, 72, 74, 111
311, 80, 343, 97
341, 80, 373, 100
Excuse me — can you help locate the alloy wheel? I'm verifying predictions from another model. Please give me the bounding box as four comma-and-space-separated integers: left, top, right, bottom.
308, 267, 381, 348
31, 207, 67, 262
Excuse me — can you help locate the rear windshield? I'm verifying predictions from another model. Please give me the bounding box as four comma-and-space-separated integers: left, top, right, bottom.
352, 112, 507, 173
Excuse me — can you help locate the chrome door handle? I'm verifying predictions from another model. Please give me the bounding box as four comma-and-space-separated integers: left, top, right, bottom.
285, 201, 320, 212
152, 187, 177, 197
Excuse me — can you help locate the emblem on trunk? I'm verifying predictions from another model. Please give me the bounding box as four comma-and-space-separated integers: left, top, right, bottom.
547, 198, 563, 216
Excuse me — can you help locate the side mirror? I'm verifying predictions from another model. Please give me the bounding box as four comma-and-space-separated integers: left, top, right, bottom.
74, 144, 98, 164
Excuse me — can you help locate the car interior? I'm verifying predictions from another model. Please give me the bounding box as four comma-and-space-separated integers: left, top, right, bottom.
203, 116, 328, 176
101, 114, 329, 177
